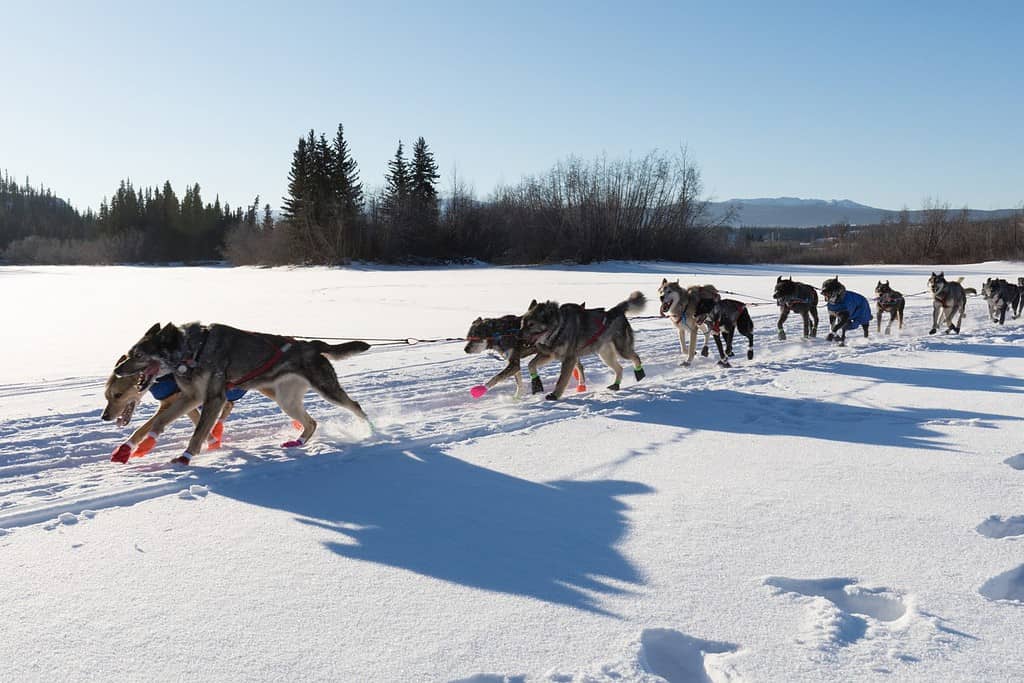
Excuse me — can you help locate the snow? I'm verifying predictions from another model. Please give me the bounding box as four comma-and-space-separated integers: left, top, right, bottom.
2, 261, 1024, 681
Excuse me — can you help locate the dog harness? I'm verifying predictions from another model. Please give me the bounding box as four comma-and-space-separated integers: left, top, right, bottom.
226, 339, 294, 390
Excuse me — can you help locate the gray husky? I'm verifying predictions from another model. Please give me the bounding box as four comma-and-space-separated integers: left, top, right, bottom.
112, 322, 370, 464
981, 277, 1022, 324
657, 279, 719, 365
927, 272, 971, 335
873, 281, 905, 334
464, 314, 585, 398
520, 292, 646, 400
772, 276, 819, 339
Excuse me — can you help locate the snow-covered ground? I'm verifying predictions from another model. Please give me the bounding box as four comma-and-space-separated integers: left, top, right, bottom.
2, 262, 1024, 682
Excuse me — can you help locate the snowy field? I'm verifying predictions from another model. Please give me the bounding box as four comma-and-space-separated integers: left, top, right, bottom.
3, 261, 1024, 682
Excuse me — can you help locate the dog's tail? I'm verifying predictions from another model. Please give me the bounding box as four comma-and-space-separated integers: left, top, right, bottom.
964, 287, 977, 296
606, 291, 647, 319
311, 340, 371, 360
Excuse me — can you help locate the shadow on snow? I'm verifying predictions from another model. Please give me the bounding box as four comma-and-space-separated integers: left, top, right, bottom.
215, 444, 652, 617
610, 388, 1013, 451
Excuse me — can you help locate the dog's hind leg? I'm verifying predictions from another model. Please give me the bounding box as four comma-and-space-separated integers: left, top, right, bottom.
613, 335, 644, 382
272, 376, 318, 445
809, 307, 819, 337
546, 356, 581, 400
307, 366, 370, 428
572, 360, 588, 392
596, 346, 625, 390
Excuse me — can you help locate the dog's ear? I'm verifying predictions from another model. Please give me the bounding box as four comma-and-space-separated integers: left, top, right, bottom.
528, 299, 537, 309
661, 278, 668, 286
939, 271, 944, 277
581, 301, 586, 308
777, 275, 782, 283
145, 322, 161, 337
473, 316, 482, 323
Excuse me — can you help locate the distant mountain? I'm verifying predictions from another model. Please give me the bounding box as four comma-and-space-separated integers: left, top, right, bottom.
708, 197, 1017, 228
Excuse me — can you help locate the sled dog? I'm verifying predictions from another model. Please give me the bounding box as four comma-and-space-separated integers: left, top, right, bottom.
520, 292, 646, 400
698, 299, 754, 367
772, 276, 819, 339
657, 279, 720, 365
873, 281, 905, 334
463, 314, 585, 397
113, 322, 370, 464
981, 277, 1022, 325
821, 277, 872, 345
927, 272, 969, 335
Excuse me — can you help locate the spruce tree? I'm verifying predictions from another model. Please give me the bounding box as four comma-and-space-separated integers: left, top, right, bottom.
281, 136, 310, 222
410, 136, 440, 255
332, 123, 364, 223
382, 140, 411, 247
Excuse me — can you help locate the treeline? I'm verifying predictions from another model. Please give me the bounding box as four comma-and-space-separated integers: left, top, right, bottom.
740, 201, 1024, 265
4, 139, 1023, 266
228, 126, 729, 265
1, 171, 263, 263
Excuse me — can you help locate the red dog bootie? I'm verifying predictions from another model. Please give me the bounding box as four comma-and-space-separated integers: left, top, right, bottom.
110, 443, 132, 463
206, 421, 225, 450
133, 433, 158, 458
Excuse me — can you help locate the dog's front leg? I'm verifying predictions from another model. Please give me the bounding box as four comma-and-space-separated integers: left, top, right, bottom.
685, 324, 698, 366
527, 353, 555, 394
712, 332, 729, 367
486, 351, 522, 389
115, 396, 181, 461
930, 302, 940, 334
676, 325, 689, 361
545, 356, 578, 401
776, 307, 789, 340
181, 392, 226, 463
112, 394, 201, 463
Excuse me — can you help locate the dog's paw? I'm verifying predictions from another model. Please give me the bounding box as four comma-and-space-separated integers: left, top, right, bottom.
747, 350, 754, 360
929, 328, 937, 335
826, 333, 835, 342
680, 360, 691, 367
717, 360, 731, 368
607, 383, 621, 391
700, 347, 709, 357
777, 330, 787, 341
634, 368, 645, 382
575, 384, 587, 393
281, 438, 306, 448
544, 392, 559, 401
170, 453, 192, 466
531, 377, 544, 394
469, 385, 488, 399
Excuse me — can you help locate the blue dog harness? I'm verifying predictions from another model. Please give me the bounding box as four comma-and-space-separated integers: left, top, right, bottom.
148, 374, 247, 402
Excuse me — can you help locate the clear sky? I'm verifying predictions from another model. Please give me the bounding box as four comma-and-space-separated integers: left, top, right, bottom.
4, 1, 1022, 213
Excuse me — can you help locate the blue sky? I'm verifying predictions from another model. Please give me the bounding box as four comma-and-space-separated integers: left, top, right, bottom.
4, 1, 1022, 212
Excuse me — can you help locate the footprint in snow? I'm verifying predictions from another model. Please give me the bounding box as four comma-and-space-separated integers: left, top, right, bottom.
638, 628, 743, 683
976, 515, 1024, 539
177, 485, 209, 500
979, 564, 1024, 604
451, 628, 745, 683
1004, 454, 1024, 470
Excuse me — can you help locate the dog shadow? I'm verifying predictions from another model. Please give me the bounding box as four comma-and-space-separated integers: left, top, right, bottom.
214, 444, 652, 616
610, 388, 1013, 451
